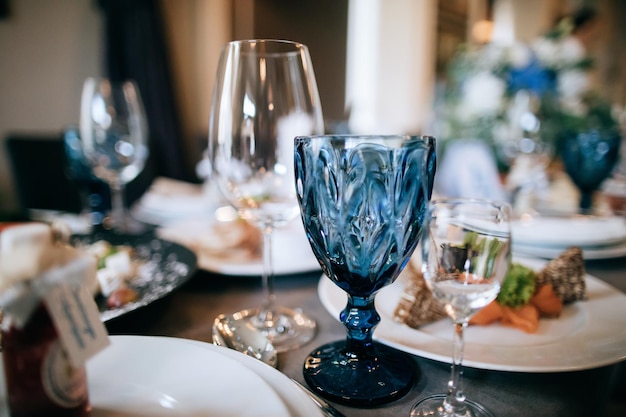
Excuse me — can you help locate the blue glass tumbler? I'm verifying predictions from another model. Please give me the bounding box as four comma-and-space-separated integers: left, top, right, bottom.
294, 135, 436, 406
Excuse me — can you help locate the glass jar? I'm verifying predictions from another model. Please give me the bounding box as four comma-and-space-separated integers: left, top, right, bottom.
1, 302, 90, 417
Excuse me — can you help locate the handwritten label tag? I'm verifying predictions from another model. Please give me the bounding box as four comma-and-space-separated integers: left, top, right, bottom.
44, 283, 110, 368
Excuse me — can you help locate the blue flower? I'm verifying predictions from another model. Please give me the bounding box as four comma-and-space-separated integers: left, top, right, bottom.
507, 57, 556, 97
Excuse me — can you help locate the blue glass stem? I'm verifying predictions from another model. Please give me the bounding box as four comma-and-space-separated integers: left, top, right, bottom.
342, 294, 379, 353
579, 191, 594, 213
303, 289, 415, 406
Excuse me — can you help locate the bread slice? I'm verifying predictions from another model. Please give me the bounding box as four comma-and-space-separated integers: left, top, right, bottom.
535, 247, 586, 303
393, 261, 447, 328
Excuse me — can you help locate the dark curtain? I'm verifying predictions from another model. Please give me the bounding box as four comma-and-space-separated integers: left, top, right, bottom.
97, 0, 190, 183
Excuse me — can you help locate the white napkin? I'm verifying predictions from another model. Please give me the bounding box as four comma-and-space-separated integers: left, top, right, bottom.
435, 140, 507, 202
131, 177, 212, 225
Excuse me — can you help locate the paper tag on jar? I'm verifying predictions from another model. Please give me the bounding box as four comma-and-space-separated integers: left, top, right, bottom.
43, 283, 110, 368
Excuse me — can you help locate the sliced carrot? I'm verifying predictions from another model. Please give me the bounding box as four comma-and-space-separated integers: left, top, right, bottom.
501, 304, 540, 333
530, 284, 563, 318
470, 301, 503, 326
0, 222, 25, 233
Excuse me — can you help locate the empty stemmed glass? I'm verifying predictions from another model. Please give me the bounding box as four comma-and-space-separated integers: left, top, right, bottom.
208, 39, 323, 352
294, 134, 436, 406
79, 77, 149, 234
410, 198, 511, 417
500, 91, 553, 213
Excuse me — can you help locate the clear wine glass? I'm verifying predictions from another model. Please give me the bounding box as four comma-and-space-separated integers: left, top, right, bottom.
500, 91, 553, 213
79, 77, 149, 234
208, 39, 323, 352
295, 134, 436, 406
410, 198, 511, 417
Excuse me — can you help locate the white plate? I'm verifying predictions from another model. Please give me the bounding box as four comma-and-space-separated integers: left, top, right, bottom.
180, 339, 324, 417
157, 217, 321, 276
512, 215, 626, 248
317, 258, 626, 373
513, 240, 626, 260
0, 335, 291, 417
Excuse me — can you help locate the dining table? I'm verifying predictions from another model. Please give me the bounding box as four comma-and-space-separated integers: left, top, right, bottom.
103, 242, 626, 417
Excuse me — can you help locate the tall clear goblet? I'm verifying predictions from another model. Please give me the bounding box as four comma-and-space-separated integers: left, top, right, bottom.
410, 198, 511, 417
295, 134, 436, 406
79, 77, 149, 234
208, 40, 323, 352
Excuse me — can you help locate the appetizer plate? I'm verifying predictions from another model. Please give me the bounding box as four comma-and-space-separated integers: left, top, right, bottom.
0, 336, 293, 417
318, 258, 626, 373
157, 216, 321, 277
71, 233, 197, 322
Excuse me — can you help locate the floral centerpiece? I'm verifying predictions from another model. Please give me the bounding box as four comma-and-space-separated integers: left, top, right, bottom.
434, 16, 620, 173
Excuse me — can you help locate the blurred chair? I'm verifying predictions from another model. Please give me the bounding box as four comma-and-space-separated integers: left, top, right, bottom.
5, 134, 83, 214
5, 133, 155, 217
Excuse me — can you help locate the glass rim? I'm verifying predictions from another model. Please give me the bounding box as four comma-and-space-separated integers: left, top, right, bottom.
224, 39, 308, 56
428, 197, 513, 219
84, 76, 139, 87
295, 134, 435, 144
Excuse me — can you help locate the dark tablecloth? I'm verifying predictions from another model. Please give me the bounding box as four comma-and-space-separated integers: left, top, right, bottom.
106, 256, 626, 417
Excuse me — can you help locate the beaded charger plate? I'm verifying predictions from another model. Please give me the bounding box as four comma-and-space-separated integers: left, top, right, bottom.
71, 232, 197, 322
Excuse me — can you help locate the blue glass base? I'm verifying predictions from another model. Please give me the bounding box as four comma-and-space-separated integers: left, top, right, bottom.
303, 340, 417, 406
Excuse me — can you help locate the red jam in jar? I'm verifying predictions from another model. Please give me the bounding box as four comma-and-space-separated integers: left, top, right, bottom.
1, 303, 90, 417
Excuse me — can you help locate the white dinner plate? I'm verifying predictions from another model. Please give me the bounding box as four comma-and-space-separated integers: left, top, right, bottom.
0, 335, 292, 417
512, 215, 626, 248
513, 240, 626, 260
180, 339, 324, 417
157, 216, 321, 277
317, 258, 626, 373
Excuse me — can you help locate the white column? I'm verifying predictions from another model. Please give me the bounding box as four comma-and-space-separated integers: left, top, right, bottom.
491, 0, 515, 44
492, 0, 557, 45
345, 0, 438, 134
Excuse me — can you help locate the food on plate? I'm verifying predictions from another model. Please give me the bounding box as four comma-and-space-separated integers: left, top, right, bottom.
495, 263, 536, 307
535, 246, 586, 302
198, 217, 262, 261
467, 300, 502, 325
394, 259, 447, 328
394, 231, 506, 328
157, 216, 262, 264
394, 247, 586, 333
529, 283, 563, 317
106, 286, 140, 309
82, 240, 139, 308
501, 303, 540, 333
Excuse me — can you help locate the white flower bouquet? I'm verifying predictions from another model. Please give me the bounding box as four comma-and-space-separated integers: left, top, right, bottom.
434, 17, 620, 172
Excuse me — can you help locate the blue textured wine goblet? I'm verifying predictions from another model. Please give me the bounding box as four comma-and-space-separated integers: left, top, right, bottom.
294, 134, 436, 406
560, 128, 621, 212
